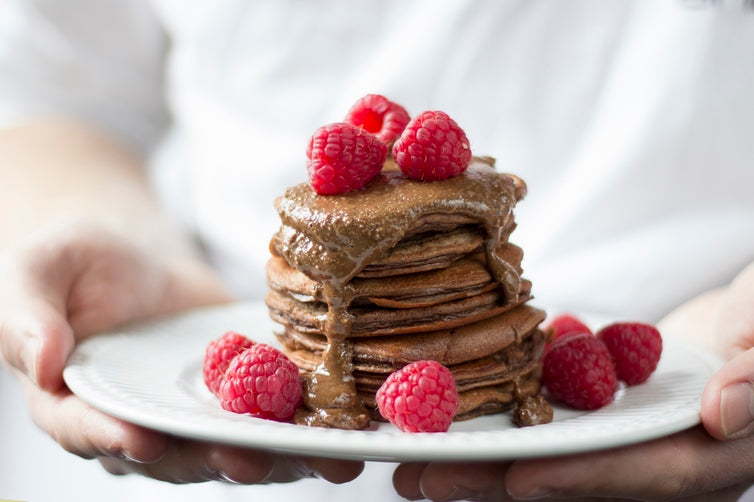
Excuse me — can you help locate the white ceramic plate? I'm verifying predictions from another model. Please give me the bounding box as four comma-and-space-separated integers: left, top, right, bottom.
64, 302, 722, 462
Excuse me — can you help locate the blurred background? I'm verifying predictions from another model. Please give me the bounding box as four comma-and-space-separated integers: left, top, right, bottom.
2, 0, 754, 500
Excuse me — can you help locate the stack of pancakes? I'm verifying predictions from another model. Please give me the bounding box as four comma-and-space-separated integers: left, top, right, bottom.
266, 159, 552, 429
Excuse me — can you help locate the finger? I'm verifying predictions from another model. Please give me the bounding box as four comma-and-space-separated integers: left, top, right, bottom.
19, 375, 168, 462
0, 302, 75, 391
701, 348, 754, 440
700, 263, 754, 440
395, 461, 513, 501
25, 370, 275, 485
99, 446, 363, 485
261, 455, 363, 484
393, 462, 429, 500
100, 441, 276, 484
0, 243, 76, 391
301, 456, 365, 484
505, 426, 754, 500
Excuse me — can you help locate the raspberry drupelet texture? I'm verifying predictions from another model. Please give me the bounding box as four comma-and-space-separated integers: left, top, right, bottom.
218, 343, 302, 422
345, 94, 410, 145
597, 322, 663, 385
546, 313, 593, 343
203, 331, 254, 396
392, 110, 472, 181
306, 122, 388, 195
376, 360, 459, 433
542, 333, 618, 410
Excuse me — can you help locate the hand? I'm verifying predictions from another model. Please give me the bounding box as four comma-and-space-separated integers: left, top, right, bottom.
392, 263, 754, 501
0, 222, 364, 485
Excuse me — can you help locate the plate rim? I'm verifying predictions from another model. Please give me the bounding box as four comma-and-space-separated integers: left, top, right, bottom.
63, 301, 723, 462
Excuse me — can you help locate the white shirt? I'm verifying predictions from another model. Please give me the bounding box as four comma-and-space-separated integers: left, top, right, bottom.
3, 0, 753, 320
1, 1, 754, 501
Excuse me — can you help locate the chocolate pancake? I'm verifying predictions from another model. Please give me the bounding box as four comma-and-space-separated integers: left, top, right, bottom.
274, 304, 545, 366
271, 159, 528, 300
267, 159, 552, 429
267, 250, 497, 308
266, 288, 517, 336
359, 222, 486, 278
275, 306, 547, 420
359, 375, 543, 421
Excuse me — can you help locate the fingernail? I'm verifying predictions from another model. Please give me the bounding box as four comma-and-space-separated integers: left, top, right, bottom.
421, 483, 480, 502
218, 470, 242, 484
508, 487, 555, 500
116, 449, 139, 463
309, 470, 324, 480
292, 459, 318, 479
432, 488, 475, 501
720, 382, 754, 438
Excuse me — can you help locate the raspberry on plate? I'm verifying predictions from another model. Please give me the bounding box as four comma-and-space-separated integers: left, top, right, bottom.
345, 94, 410, 145
376, 360, 459, 433
545, 313, 593, 343
392, 110, 472, 181
218, 343, 302, 422
203, 331, 254, 396
306, 122, 388, 195
597, 322, 663, 385
542, 333, 618, 410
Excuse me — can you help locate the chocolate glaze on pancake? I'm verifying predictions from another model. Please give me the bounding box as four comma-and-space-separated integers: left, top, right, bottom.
272, 159, 526, 297
267, 248, 497, 308
268, 158, 551, 429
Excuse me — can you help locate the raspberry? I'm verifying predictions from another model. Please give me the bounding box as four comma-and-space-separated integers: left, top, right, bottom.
597, 322, 663, 385
392, 110, 472, 181
546, 313, 593, 343
306, 122, 388, 195
542, 333, 617, 410
376, 360, 459, 433
203, 331, 254, 396
345, 94, 410, 145
218, 343, 302, 422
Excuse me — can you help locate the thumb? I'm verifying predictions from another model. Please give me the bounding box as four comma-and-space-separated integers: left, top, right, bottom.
701, 348, 754, 440
1, 300, 75, 391
0, 232, 81, 391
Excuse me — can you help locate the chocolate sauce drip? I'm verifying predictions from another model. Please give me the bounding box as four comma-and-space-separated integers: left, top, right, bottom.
272, 159, 528, 429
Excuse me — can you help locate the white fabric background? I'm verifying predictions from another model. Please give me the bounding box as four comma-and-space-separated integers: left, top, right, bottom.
1, 0, 753, 500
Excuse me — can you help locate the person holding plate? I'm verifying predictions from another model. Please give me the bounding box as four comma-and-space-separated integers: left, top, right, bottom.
1, 1, 754, 501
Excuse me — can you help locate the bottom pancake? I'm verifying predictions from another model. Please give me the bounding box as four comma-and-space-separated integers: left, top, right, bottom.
360, 375, 544, 422
273, 304, 550, 425
284, 328, 545, 393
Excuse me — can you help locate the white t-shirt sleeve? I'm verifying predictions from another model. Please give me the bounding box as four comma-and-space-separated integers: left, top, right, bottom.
0, 0, 167, 153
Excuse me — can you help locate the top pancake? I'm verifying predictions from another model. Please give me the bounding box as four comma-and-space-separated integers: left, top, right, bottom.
270, 159, 528, 301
